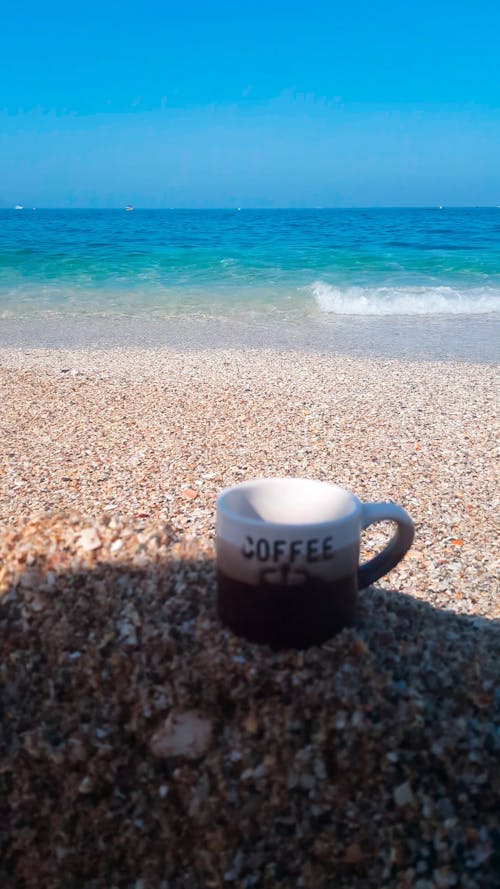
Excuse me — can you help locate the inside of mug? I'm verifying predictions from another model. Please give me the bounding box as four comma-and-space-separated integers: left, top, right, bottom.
221, 478, 356, 525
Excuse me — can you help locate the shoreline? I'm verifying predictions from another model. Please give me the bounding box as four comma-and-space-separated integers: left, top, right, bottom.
0, 312, 499, 362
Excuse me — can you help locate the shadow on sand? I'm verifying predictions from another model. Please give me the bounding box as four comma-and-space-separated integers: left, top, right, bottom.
1, 553, 499, 888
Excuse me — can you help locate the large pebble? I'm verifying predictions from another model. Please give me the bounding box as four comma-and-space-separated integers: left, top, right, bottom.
150, 711, 212, 759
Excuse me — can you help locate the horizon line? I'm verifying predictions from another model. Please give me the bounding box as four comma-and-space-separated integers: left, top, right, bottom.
2, 205, 499, 211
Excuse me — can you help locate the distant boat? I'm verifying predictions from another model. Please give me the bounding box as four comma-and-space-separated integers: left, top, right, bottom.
438, 205, 443, 210
125, 205, 134, 211
14, 204, 23, 210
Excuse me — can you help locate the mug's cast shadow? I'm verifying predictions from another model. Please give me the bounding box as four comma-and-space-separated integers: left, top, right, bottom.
1, 555, 498, 889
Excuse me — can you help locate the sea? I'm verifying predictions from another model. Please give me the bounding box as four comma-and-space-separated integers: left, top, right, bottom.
1, 207, 499, 361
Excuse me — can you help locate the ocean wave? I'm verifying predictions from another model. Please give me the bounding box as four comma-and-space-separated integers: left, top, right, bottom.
310, 281, 500, 316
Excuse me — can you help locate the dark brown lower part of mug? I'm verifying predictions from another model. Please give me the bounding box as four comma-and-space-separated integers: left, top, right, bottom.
217, 570, 358, 649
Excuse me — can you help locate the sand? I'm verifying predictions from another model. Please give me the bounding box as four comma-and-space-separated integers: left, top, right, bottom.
0, 346, 499, 888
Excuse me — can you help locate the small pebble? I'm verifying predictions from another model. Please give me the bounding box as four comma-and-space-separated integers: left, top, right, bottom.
394, 781, 415, 807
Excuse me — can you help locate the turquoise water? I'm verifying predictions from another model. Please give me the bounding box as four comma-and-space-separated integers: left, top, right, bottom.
1, 208, 499, 319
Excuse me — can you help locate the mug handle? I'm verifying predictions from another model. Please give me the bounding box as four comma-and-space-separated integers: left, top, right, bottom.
358, 502, 415, 589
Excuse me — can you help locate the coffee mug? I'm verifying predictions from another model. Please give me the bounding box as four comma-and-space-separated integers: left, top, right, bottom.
216, 478, 414, 648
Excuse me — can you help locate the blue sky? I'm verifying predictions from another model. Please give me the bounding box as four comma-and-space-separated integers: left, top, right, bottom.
1, 0, 499, 207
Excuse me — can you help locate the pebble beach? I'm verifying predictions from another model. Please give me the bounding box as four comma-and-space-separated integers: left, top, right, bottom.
1, 345, 499, 888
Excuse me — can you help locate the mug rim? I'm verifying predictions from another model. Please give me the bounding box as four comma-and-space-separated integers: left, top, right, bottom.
216, 477, 360, 530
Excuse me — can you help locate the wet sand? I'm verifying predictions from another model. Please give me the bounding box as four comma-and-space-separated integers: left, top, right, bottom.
0, 312, 498, 362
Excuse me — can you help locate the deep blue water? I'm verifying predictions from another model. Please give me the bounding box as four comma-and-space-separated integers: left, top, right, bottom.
0, 208, 499, 319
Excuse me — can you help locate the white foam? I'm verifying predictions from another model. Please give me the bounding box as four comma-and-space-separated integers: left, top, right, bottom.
310, 281, 500, 316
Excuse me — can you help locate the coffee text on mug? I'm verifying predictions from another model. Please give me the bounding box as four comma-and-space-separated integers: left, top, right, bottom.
242, 536, 335, 563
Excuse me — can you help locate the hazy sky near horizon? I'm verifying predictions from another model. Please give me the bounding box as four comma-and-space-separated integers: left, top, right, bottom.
1, 0, 499, 207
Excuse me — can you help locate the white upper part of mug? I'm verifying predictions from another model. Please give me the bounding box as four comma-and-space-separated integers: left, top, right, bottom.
216, 478, 414, 587
216, 479, 363, 581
